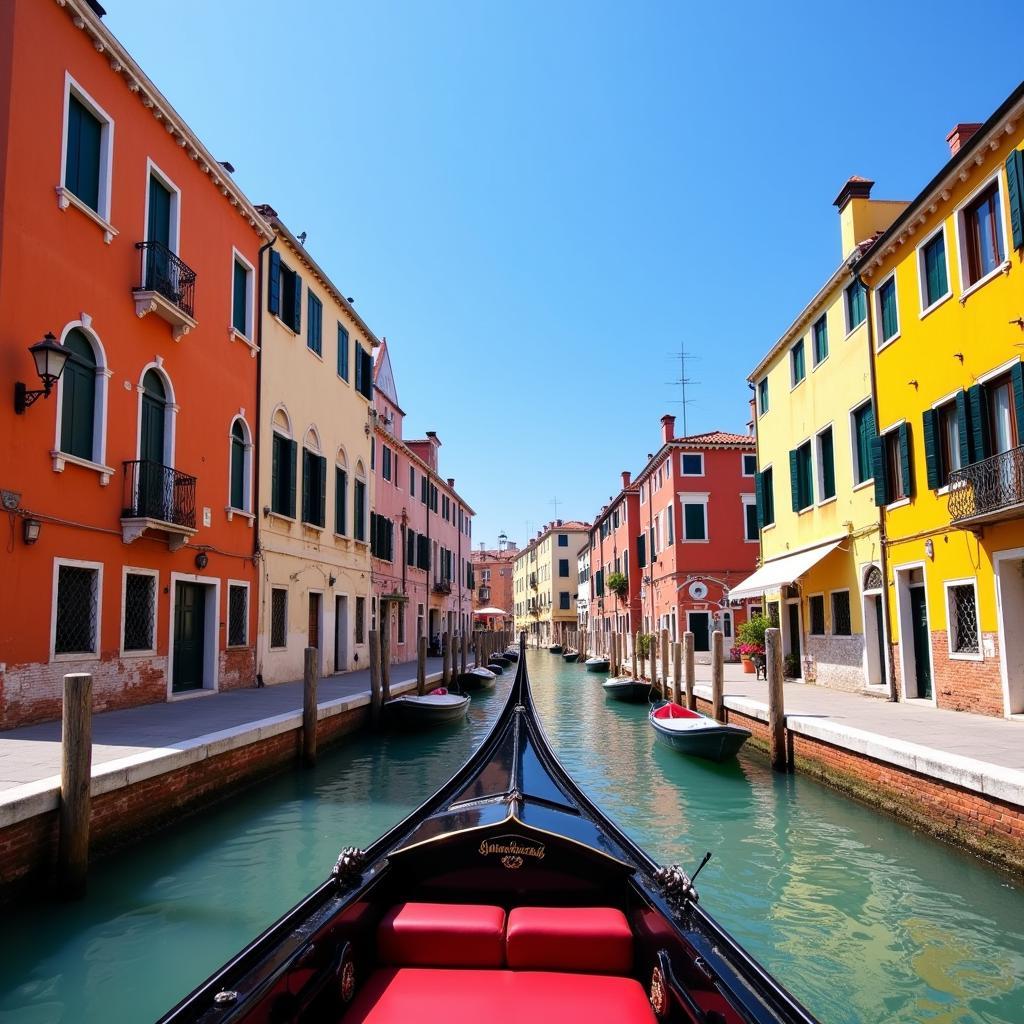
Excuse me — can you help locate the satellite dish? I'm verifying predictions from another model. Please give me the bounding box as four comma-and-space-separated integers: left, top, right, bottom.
688, 581, 708, 600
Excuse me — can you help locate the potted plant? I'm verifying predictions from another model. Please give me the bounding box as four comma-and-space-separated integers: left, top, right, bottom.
735, 614, 768, 674
606, 571, 629, 599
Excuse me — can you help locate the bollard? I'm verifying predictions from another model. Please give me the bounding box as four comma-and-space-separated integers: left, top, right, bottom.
442, 631, 451, 686
672, 641, 682, 705
303, 647, 319, 766
660, 629, 669, 699
369, 629, 383, 729
711, 630, 724, 722
58, 672, 92, 899
683, 632, 696, 711
766, 627, 788, 771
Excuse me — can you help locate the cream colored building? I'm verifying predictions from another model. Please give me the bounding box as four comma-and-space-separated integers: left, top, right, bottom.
255, 208, 378, 684
513, 520, 590, 644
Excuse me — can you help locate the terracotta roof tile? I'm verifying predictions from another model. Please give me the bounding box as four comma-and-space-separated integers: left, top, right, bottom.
673, 430, 754, 446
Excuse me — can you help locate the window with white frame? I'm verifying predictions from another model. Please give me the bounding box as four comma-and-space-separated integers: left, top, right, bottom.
681, 452, 704, 476
957, 176, 1007, 289
57, 324, 108, 469
946, 581, 980, 656
917, 226, 950, 313
270, 588, 288, 649
680, 493, 708, 541
808, 594, 825, 635
666, 503, 674, 545
60, 75, 114, 224
232, 253, 255, 338
742, 495, 758, 542
122, 568, 157, 653
229, 416, 252, 513
53, 559, 102, 657
227, 583, 248, 647
742, 453, 757, 476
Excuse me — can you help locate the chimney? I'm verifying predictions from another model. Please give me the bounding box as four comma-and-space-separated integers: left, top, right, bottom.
660, 414, 675, 443
447, 477, 454, 488
947, 123, 982, 156
621, 470, 631, 489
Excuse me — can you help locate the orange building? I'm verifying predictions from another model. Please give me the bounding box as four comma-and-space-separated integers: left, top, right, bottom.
0, 0, 272, 726
471, 539, 518, 629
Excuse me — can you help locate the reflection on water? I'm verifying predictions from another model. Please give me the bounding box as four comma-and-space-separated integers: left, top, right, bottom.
1, 654, 1022, 1024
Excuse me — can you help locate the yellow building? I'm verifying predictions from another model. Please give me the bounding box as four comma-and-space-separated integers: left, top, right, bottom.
255, 209, 378, 684
513, 520, 590, 644
852, 89, 1024, 718
732, 179, 906, 690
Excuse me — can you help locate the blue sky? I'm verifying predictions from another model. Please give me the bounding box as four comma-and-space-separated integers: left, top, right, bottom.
106, 0, 1022, 549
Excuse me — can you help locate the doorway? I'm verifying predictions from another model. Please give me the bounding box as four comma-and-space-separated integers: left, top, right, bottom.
335, 595, 348, 672
172, 581, 205, 692
784, 600, 802, 677
909, 586, 932, 699
139, 369, 168, 519
308, 592, 321, 654
995, 550, 1024, 715
687, 611, 711, 652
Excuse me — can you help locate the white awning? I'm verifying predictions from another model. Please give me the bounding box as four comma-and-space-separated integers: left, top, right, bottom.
727, 540, 843, 603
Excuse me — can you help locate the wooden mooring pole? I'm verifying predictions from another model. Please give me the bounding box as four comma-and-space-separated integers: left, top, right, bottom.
461, 630, 468, 675
302, 647, 318, 767
683, 632, 696, 711
631, 631, 638, 680
660, 629, 669, 699
672, 641, 682, 705
58, 672, 92, 899
711, 630, 725, 722
442, 631, 451, 686
417, 629, 428, 695
369, 629, 383, 729
766, 627, 788, 771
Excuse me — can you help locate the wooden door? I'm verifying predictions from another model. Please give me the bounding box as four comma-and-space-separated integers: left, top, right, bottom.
308, 593, 321, 650
910, 586, 932, 699
173, 582, 206, 692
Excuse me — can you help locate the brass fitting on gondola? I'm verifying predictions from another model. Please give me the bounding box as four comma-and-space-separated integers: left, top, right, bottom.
332, 847, 368, 889
653, 864, 699, 907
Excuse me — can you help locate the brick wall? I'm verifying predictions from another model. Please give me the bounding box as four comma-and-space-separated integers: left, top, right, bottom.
930, 631, 1003, 717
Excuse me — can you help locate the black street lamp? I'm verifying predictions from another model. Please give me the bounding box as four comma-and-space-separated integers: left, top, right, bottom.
14, 332, 70, 414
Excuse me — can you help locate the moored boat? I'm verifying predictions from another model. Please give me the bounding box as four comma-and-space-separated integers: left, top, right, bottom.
459, 666, 497, 691
386, 688, 471, 727
490, 654, 513, 666
158, 637, 817, 1024
486, 661, 505, 675
548, 643, 563, 654
561, 649, 579, 663
502, 647, 519, 661
649, 701, 751, 761
584, 656, 610, 673
602, 676, 653, 702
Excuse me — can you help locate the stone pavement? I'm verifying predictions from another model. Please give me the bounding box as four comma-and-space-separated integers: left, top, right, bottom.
0, 657, 443, 794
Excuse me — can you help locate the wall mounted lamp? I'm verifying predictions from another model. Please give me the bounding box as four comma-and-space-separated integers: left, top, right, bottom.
14, 333, 69, 413
22, 517, 41, 544
924, 538, 935, 560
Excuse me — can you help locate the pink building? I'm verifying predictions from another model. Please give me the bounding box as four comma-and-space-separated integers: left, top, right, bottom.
371, 342, 474, 662
588, 471, 642, 639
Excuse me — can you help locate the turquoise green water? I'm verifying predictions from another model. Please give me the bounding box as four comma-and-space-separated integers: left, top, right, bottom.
1, 652, 1023, 1023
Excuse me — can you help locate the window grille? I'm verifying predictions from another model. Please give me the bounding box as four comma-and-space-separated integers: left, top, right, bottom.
809, 595, 825, 636
271, 589, 287, 648
831, 592, 852, 636
123, 573, 156, 651
55, 565, 98, 654
228, 585, 248, 647
863, 566, 883, 591
949, 585, 980, 654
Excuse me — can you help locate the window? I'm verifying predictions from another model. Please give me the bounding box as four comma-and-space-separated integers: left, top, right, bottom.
757, 377, 769, 415
268, 252, 301, 332
382, 445, 392, 482
758, 466, 775, 527
59, 328, 98, 461
558, 534, 568, 546
812, 315, 828, 366
681, 496, 708, 541
270, 588, 288, 648
947, 582, 980, 656
355, 596, 365, 644
228, 584, 248, 647
985, 373, 1019, 455
301, 446, 326, 527
919, 229, 949, 310
851, 401, 876, 486
307, 291, 323, 355
681, 453, 703, 476
816, 426, 836, 501
830, 591, 852, 636
743, 496, 758, 541
354, 345, 374, 400
742, 453, 757, 476
230, 418, 250, 512
559, 558, 569, 577
409, 466, 416, 496
790, 441, 813, 511
877, 275, 899, 345
961, 180, 1005, 286
809, 595, 825, 636
924, 399, 962, 490
335, 465, 348, 535
337, 324, 350, 380
371, 512, 394, 561
354, 477, 367, 541
666, 503, 674, 545
559, 592, 571, 610
122, 570, 156, 653
845, 280, 866, 332
271, 431, 297, 516
232, 256, 253, 337
62, 81, 112, 220
790, 339, 806, 386
872, 425, 912, 506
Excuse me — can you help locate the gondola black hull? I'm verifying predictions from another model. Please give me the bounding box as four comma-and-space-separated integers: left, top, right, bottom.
157, 637, 820, 1024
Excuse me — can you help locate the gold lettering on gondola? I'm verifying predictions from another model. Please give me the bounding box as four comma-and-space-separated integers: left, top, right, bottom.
478, 836, 545, 864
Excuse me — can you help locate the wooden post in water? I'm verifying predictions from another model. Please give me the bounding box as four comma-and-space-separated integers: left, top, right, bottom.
417, 624, 427, 695
683, 631, 696, 711
302, 647, 318, 766
631, 631, 638, 680
58, 672, 92, 899
766, 627, 788, 771
442, 631, 451, 686
635, 631, 643, 679
672, 641, 682, 704
660, 629, 669, 699
711, 630, 725, 722
461, 630, 468, 675
369, 629, 383, 728
449, 632, 457, 685
380, 601, 391, 698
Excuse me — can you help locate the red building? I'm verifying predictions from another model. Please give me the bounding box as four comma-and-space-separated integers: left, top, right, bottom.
0, 0, 271, 727
589, 472, 642, 640
471, 540, 518, 629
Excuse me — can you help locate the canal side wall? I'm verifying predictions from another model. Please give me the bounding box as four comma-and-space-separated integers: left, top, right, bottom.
0, 675, 441, 903
692, 689, 1024, 875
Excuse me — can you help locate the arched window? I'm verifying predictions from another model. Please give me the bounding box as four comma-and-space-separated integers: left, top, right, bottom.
60, 329, 97, 459
863, 565, 883, 592
353, 459, 367, 542
270, 406, 296, 518
229, 417, 252, 513
301, 426, 326, 528
140, 369, 168, 465
334, 448, 349, 536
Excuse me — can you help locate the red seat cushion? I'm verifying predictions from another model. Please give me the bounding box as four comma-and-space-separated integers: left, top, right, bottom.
376, 903, 506, 968
343, 967, 657, 1024
505, 907, 634, 974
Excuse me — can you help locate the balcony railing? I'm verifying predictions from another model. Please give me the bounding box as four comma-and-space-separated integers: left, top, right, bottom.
948, 445, 1024, 526
432, 580, 452, 595
135, 241, 196, 318
122, 459, 197, 529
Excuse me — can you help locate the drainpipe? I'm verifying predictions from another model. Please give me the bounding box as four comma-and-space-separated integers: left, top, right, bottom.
855, 262, 899, 702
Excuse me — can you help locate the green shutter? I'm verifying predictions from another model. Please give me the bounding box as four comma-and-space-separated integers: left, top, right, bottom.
292, 273, 302, 334
60, 347, 95, 460
968, 384, 991, 463
318, 455, 327, 526
821, 431, 835, 499
231, 435, 245, 508
232, 260, 248, 334
1006, 150, 1024, 252
301, 449, 311, 522
637, 533, 646, 568
271, 434, 280, 510
66, 95, 101, 212
955, 390, 972, 465
898, 422, 914, 498
922, 408, 940, 490
1011, 363, 1024, 443
870, 436, 889, 506
338, 324, 349, 380
268, 250, 281, 315
287, 439, 297, 518
789, 449, 800, 511
754, 471, 765, 528
335, 467, 347, 534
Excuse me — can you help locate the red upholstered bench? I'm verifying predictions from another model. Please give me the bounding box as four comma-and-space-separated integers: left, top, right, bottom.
506, 906, 634, 974
376, 902, 506, 968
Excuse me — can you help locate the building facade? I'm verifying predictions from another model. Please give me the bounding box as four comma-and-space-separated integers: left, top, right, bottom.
254, 212, 376, 686
588, 472, 642, 640
513, 521, 590, 644
471, 538, 517, 628
853, 94, 1024, 717
0, 0, 271, 727
371, 342, 474, 661
734, 178, 906, 688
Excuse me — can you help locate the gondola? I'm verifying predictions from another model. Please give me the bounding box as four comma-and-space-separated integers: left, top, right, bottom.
561, 648, 580, 663
501, 647, 519, 662
490, 654, 513, 667
585, 655, 611, 672
485, 661, 506, 675
548, 643, 563, 654
459, 666, 497, 691
649, 701, 751, 762
158, 635, 818, 1024
386, 688, 471, 727
602, 676, 653, 702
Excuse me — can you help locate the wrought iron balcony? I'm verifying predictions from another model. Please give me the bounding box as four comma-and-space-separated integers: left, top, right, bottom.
132, 241, 198, 339
121, 459, 197, 550
948, 444, 1024, 527
432, 580, 452, 595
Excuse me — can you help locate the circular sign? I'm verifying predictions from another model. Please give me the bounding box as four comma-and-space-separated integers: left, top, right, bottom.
688, 581, 708, 600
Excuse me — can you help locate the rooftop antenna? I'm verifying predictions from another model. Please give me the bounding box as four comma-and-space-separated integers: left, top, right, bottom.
549, 497, 562, 522
666, 344, 699, 437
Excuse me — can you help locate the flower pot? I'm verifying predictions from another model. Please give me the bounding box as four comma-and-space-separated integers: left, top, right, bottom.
741, 657, 755, 674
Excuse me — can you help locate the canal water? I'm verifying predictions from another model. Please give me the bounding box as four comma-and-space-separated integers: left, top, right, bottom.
1, 651, 1023, 1023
